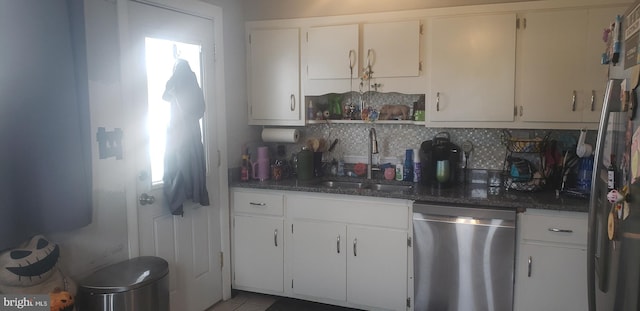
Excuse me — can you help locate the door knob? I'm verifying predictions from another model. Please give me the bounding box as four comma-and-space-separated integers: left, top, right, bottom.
139, 193, 156, 205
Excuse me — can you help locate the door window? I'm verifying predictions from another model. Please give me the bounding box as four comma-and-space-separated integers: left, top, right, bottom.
144, 38, 203, 185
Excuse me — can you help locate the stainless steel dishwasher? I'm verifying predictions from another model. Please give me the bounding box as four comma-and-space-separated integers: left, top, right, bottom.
413, 203, 516, 311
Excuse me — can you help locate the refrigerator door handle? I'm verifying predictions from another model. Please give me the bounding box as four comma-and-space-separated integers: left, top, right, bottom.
588, 79, 623, 311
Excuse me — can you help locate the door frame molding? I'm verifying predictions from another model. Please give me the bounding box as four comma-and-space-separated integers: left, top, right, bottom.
116, 0, 231, 301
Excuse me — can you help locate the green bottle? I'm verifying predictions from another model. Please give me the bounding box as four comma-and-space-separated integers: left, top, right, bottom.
297, 147, 314, 180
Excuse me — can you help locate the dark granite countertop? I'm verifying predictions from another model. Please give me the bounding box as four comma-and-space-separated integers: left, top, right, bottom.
230, 176, 589, 213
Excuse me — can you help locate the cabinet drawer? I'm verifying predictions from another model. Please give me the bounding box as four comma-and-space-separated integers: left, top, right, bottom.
520, 210, 587, 246
233, 190, 284, 216
287, 193, 410, 229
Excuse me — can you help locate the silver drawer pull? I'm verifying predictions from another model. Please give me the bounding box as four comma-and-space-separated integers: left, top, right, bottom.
548, 228, 573, 233
337, 235, 341, 254
528, 256, 532, 277
249, 202, 266, 206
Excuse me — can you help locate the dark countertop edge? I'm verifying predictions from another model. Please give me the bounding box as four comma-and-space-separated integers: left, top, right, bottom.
230, 178, 589, 213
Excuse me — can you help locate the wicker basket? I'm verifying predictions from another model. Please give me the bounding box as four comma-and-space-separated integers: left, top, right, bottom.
502, 130, 550, 153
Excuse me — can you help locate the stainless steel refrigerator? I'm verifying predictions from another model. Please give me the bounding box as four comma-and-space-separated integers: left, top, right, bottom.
587, 77, 640, 310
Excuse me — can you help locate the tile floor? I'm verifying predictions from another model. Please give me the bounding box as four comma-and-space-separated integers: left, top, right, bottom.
206, 291, 278, 311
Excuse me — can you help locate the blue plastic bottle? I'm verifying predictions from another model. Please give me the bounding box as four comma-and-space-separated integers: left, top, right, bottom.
577, 156, 593, 192
403, 149, 413, 182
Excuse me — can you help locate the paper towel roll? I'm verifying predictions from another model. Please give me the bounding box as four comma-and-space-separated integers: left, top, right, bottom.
261, 128, 300, 143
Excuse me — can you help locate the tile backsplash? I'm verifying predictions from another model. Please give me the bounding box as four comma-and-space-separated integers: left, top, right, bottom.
243, 91, 594, 173
281, 124, 590, 171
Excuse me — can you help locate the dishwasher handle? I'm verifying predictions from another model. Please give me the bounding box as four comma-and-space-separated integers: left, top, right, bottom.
413, 213, 515, 228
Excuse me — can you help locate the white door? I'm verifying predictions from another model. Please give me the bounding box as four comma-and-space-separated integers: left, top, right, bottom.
127, 2, 222, 310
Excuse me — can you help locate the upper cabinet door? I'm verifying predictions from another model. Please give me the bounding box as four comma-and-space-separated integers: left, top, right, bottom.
582, 6, 627, 122
307, 24, 359, 80
516, 10, 587, 123
363, 20, 421, 77
428, 13, 517, 122
248, 28, 303, 125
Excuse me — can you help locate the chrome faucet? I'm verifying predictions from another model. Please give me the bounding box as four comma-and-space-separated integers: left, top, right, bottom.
368, 128, 379, 179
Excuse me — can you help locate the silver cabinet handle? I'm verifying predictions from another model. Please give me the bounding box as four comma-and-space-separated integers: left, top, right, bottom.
349, 50, 356, 73
274, 229, 278, 247
436, 92, 440, 112
548, 228, 573, 233
337, 235, 341, 254
528, 256, 532, 277
353, 238, 358, 257
366, 49, 374, 69
591, 90, 596, 111
249, 202, 266, 206
290, 94, 296, 111
572, 90, 577, 111
519, 106, 523, 117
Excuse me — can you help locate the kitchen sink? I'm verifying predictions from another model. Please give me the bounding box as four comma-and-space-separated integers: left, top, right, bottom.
319, 180, 367, 189
369, 183, 413, 192
317, 180, 413, 192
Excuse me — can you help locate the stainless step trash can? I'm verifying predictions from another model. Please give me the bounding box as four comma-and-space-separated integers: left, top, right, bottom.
76, 256, 169, 311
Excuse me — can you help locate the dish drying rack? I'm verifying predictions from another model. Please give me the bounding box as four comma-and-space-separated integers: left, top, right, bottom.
501, 131, 551, 192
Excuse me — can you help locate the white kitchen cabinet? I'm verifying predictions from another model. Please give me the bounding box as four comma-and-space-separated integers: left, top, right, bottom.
363, 20, 421, 78
290, 220, 408, 310
514, 209, 588, 311
305, 20, 422, 95
231, 189, 285, 293
233, 215, 284, 293
291, 220, 347, 301
346, 225, 408, 310
516, 7, 625, 124
306, 24, 359, 80
427, 13, 517, 122
582, 6, 628, 122
247, 28, 303, 125
287, 194, 410, 310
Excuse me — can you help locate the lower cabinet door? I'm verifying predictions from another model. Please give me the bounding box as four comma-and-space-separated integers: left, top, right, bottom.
347, 225, 408, 311
291, 220, 347, 301
515, 243, 587, 311
233, 215, 284, 292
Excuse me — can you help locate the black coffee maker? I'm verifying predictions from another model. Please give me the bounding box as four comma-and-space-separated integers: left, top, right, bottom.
420, 132, 460, 188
